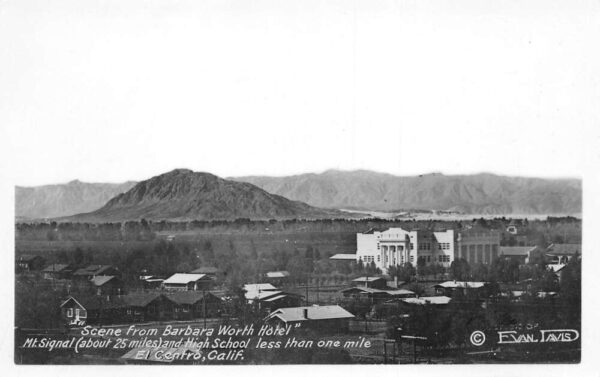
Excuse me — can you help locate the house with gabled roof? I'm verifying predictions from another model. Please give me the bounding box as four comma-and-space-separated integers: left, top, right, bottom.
72, 265, 121, 280
90, 275, 124, 296
60, 292, 176, 326
265, 305, 354, 332
545, 243, 582, 264
165, 291, 223, 319
42, 263, 73, 280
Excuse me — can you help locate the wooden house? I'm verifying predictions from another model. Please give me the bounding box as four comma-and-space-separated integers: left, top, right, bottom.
72, 265, 121, 280
16, 255, 46, 272
60, 293, 176, 326
265, 305, 355, 333
351, 276, 388, 290
90, 275, 124, 296
166, 291, 223, 320
42, 264, 73, 280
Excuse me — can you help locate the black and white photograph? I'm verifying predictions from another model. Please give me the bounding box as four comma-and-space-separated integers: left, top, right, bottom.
1, 0, 598, 374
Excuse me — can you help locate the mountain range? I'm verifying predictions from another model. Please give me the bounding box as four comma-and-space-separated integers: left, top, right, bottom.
15, 180, 136, 220
15, 169, 582, 221
62, 169, 344, 222
232, 170, 581, 215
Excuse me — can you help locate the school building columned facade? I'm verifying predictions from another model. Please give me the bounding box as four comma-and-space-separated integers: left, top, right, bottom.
355, 226, 500, 273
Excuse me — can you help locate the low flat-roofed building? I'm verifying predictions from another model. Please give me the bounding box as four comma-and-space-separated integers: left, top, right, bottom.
433, 281, 488, 296
329, 253, 358, 260
139, 275, 165, 289
401, 296, 452, 305
352, 276, 388, 289
265, 271, 290, 279
340, 286, 416, 301
264, 271, 291, 286
243, 283, 302, 310
163, 273, 211, 291
244, 283, 278, 300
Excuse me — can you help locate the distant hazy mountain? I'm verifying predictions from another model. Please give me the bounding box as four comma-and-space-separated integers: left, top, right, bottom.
64, 169, 346, 222
232, 170, 582, 215
16, 180, 137, 220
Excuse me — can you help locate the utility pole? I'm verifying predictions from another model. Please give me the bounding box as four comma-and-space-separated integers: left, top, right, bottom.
203, 289, 207, 328
305, 272, 309, 306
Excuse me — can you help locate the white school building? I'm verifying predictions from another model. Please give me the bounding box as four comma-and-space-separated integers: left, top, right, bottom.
356, 227, 455, 272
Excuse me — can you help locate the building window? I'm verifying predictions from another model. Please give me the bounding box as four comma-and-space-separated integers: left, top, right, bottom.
377, 255, 380, 262
410, 256, 414, 262
67, 308, 73, 317
410, 243, 414, 250
75, 308, 80, 317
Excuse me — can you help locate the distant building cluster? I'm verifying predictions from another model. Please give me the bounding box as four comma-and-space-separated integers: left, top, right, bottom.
350, 225, 579, 274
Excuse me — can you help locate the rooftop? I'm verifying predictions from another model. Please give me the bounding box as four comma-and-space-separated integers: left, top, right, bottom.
189, 266, 219, 274
73, 265, 115, 276
163, 273, 208, 285
243, 283, 279, 299
90, 275, 118, 287
499, 246, 537, 256
42, 264, 71, 273
166, 291, 221, 305
266, 271, 290, 278
341, 286, 415, 296
434, 281, 487, 289
17, 254, 43, 262
330, 254, 357, 260
402, 296, 452, 305
352, 276, 385, 282
266, 305, 354, 322
546, 243, 582, 256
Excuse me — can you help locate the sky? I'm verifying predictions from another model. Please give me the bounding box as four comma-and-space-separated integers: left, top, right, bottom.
1, 0, 599, 186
